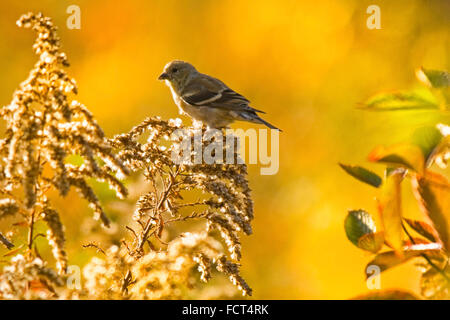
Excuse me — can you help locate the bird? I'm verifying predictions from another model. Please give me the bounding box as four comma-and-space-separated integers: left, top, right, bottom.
158, 60, 281, 131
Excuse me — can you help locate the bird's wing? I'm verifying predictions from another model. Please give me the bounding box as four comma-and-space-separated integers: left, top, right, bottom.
181, 74, 264, 113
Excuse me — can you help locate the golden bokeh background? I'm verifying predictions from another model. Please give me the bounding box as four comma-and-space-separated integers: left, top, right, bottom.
0, 0, 449, 299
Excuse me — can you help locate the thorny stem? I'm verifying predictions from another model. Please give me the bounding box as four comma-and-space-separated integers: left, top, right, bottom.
136, 166, 180, 252
402, 222, 450, 282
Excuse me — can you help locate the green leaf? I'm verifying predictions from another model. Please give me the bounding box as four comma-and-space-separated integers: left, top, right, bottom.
352, 289, 420, 300
378, 170, 404, 253
362, 89, 439, 111
410, 126, 443, 164
345, 210, 383, 253
416, 67, 450, 89
403, 218, 440, 243
412, 171, 450, 251
339, 163, 382, 188
369, 144, 425, 173
345, 210, 377, 244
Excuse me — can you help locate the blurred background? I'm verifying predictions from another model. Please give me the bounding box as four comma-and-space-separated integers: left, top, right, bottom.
0, 0, 449, 299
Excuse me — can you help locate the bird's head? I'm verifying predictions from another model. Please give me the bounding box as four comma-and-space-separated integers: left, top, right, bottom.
158, 60, 197, 90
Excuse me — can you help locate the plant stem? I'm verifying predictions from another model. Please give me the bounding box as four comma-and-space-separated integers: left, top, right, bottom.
402, 222, 450, 282
28, 139, 42, 253
27, 208, 35, 250
136, 167, 179, 252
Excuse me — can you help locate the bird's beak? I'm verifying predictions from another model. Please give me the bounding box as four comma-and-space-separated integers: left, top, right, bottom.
158, 72, 169, 80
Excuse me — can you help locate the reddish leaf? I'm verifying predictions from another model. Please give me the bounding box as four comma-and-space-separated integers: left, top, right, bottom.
412, 171, 450, 251
366, 243, 443, 276
404, 218, 440, 244
357, 232, 385, 254
403, 237, 431, 247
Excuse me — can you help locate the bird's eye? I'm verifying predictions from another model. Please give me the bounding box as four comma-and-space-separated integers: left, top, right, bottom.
172, 68, 178, 73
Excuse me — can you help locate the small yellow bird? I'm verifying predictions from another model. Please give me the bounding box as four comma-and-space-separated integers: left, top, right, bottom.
158, 60, 281, 131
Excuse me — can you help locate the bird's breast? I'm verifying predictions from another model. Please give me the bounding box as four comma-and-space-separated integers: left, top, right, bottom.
166, 81, 186, 115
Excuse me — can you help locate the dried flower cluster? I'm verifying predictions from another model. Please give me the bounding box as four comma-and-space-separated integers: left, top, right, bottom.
83, 232, 251, 299
0, 254, 63, 299
0, 12, 127, 278
103, 117, 254, 296
0, 12, 256, 299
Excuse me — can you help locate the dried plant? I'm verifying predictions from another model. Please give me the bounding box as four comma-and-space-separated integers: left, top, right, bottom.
83, 231, 251, 299
96, 118, 254, 297
0, 12, 255, 299
0, 254, 64, 299
0, 12, 128, 284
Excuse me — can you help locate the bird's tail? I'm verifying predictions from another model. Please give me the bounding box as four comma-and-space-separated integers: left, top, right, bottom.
252, 115, 282, 132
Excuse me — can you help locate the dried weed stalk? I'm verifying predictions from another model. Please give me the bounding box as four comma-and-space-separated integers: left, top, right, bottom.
94, 118, 254, 297
0, 12, 128, 279
0, 12, 255, 299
